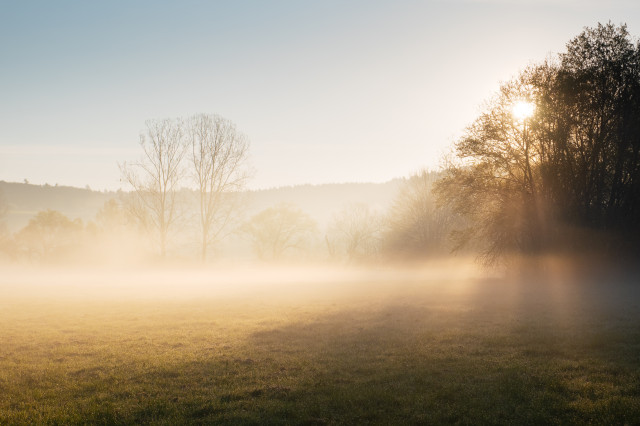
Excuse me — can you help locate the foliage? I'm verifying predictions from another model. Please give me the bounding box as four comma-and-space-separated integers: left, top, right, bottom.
436, 23, 640, 264
14, 210, 84, 261
242, 204, 318, 260
550, 24, 640, 234
8, 202, 153, 264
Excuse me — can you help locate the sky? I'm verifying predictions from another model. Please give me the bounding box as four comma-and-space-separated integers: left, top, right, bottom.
1, 0, 640, 191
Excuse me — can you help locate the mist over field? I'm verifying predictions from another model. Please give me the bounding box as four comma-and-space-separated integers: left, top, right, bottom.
2, 256, 640, 424
2, 1, 640, 423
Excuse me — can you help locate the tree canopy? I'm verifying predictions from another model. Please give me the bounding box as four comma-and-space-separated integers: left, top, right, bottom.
436, 23, 640, 264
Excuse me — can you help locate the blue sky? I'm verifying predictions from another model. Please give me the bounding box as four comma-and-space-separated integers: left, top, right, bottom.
1, 0, 640, 190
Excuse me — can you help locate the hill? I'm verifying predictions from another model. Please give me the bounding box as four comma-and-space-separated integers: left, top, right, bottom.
0, 180, 404, 233
0, 181, 115, 232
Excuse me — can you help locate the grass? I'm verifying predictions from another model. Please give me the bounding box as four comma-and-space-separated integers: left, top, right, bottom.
1, 263, 640, 424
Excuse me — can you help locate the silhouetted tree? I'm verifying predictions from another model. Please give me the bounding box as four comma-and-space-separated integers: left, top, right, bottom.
435, 68, 548, 263
120, 118, 186, 257
436, 23, 640, 264
549, 23, 640, 238
242, 204, 317, 260
187, 114, 251, 261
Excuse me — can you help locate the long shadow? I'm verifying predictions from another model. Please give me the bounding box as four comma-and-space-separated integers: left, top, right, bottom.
152, 278, 639, 423
227, 275, 640, 424
7, 273, 640, 425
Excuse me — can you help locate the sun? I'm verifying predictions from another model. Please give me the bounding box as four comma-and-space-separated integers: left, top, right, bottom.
512, 100, 535, 120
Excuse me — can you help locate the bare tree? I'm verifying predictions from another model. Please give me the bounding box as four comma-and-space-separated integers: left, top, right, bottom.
120, 118, 186, 258
187, 114, 251, 261
385, 170, 454, 257
326, 203, 383, 262
433, 72, 546, 265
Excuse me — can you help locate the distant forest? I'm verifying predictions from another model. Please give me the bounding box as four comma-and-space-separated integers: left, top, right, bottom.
0, 176, 451, 263
0, 180, 402, 233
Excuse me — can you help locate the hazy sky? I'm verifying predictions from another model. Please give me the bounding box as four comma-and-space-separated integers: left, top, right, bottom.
1, 0, 640, 190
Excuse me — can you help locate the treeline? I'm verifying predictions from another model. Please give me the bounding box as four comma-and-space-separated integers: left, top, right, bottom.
0, 171, 455, 264
436, 23, 640, 264
242, 170, 455, 262
0, 200, 148, 264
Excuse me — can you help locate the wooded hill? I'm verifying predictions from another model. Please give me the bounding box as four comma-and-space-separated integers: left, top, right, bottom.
0, 180, 403, 233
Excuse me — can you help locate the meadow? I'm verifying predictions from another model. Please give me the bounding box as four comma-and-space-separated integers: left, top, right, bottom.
1, 260, 639, 425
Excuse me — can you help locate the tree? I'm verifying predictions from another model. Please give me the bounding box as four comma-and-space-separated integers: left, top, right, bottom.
435, 23, 640, 264
187, 114, 251, 261
15, 210, 83, 261
120, 118, 186, 258
80, 198, 151, 264
242, 204, 317, 260
385, 170, 454, 257
550, 23, 640, 236
326, 203, 383, 262
96, 199, 132, 232
435, 69, 548, 264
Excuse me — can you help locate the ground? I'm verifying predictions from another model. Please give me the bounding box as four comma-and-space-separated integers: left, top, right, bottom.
1, 261, 639, 424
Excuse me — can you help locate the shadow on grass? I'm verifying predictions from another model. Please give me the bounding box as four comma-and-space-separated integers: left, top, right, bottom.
3, 276, 640, 425
113, 283, 640, 423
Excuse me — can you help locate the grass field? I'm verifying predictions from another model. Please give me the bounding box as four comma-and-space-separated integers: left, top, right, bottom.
1, 261, 640, 424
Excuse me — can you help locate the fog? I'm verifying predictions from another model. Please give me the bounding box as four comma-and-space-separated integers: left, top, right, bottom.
2, 254, 636, 314
3, 235, 639, 423
0, 258, 480, 302
3, 21, 640, 422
